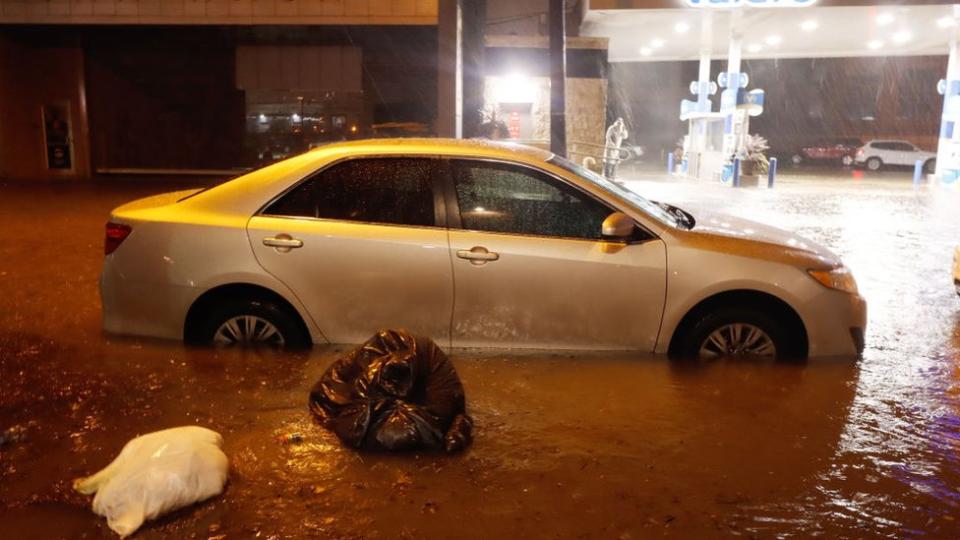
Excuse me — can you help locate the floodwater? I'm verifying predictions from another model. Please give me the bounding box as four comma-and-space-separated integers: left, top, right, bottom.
1, 173, 958, 539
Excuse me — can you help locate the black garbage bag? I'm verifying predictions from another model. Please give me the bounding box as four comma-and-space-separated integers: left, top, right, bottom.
309, 329, 473, 453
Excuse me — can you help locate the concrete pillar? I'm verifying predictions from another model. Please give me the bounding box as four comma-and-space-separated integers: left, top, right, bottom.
437, 0, 461, 138
549, 0, 567, 157
461, 0, 486, 138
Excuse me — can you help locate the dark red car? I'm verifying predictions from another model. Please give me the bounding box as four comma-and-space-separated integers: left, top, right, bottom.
791, 138, 862, 166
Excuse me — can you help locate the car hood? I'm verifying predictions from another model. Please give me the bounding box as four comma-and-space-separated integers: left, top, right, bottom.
677, 209, 842, 268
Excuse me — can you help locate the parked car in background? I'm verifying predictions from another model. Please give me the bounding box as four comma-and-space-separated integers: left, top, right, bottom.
100, 138, 866, 359
854, 140, 936, 172
791, 138, 862, 166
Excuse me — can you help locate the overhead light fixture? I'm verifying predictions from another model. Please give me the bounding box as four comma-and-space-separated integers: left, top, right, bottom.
765, 35, 782, 46
892, 31, 912, 44
937, 16, 957, 29
800, 20, 818, 32
651, 38, 665, 49
867, 40, 884, 50
747, 43, 763, 53
640, 47, 652, 56
674, 22, 690, 34
876, 13, 895, 26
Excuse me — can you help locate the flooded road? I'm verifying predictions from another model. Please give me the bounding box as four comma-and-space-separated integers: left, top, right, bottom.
1, 175, 958, 538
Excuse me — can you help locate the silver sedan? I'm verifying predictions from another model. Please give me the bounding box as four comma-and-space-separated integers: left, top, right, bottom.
100, 138, 866, 358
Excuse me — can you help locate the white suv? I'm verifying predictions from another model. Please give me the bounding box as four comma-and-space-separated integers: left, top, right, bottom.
855, 140, 936, 172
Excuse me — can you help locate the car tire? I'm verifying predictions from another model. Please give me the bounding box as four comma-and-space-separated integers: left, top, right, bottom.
924, 159, 936, 174
865, 157, 882, 171
676, 306, 802, 360
841, 155, 853, 167
194, 296, 310, 348
791, 154, 803, 165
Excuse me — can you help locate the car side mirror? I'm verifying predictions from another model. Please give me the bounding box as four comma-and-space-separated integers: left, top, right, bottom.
601, 212, 635, 241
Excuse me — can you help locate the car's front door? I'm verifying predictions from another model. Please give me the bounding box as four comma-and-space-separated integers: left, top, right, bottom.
247, 157, 454, 346
444, 159, 667, 350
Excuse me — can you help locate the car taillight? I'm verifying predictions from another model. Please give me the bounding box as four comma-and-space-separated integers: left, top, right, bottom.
857, 149, 864, 157
105, 222, 132, 255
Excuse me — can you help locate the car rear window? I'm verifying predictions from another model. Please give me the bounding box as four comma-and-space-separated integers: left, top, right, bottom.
263, 157, 436, 227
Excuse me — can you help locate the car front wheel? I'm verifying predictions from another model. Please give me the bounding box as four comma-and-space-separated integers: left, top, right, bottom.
841, 155, 853, 167
677, 306, 801, 359
194, 297, 310, 348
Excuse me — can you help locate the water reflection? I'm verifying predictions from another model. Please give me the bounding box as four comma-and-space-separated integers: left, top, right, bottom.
1, 177, 959, 537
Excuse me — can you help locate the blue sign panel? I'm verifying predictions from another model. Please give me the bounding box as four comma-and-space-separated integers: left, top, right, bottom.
684, 0, 816, 7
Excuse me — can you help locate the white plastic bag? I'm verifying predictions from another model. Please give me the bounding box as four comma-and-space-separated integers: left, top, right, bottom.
73, 426, 229, 537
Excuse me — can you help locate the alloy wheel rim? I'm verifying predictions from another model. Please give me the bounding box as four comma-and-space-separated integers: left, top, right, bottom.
214, 315, 285, 346
699, 323, 776, 358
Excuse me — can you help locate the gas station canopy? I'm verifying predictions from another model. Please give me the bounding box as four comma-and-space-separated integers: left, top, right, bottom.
582, 4, 960, 62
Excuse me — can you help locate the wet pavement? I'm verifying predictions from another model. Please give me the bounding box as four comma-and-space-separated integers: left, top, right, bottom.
1, 173, 958, 538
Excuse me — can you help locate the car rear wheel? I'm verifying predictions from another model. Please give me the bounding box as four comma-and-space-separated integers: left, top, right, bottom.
841, 155, 853, 167
865, 157, 883, 171
677, 306, 800, 360
791, 154, 803, 165
194, 297, 310, 348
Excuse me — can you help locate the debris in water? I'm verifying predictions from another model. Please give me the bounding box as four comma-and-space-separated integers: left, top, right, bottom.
309, 329, 474, 453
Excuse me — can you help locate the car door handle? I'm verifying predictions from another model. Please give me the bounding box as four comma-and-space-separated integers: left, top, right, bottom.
456, 246, 499, 265
263, 235, 303, 251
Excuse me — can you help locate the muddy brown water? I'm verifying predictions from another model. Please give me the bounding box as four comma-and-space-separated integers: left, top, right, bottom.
1, 176, 958, 538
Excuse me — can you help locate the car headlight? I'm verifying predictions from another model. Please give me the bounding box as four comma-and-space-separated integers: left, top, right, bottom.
808, 266, 858, 294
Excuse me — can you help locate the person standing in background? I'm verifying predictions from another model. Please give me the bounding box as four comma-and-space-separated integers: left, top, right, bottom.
604, 118, 628, 180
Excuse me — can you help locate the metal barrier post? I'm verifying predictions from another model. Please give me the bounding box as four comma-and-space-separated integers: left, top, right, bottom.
667, 152, 675, 175
733, 158, 741, 187
768, 157, 778, 188
913, 159, 924, 184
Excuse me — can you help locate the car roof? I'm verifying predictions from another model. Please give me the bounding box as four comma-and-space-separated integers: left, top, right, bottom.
307, 137, 555, 161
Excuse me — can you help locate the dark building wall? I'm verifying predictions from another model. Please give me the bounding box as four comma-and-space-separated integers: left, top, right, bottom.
0, 24, 437, 178
0, 30, 90, 180
609, 56, 946, 160
84, 27, 245, 171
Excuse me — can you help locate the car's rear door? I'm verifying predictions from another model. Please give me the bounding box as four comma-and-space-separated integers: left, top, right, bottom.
443, 158, 667, 350
247, 157, 454, 346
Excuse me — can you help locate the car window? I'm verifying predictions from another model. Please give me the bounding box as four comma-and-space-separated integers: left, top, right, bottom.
263, 157, 436, 227
894, 142, 916, 152
451, 159, 614, 240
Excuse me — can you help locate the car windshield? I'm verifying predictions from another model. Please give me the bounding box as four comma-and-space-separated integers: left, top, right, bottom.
547, 155, 679, 228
